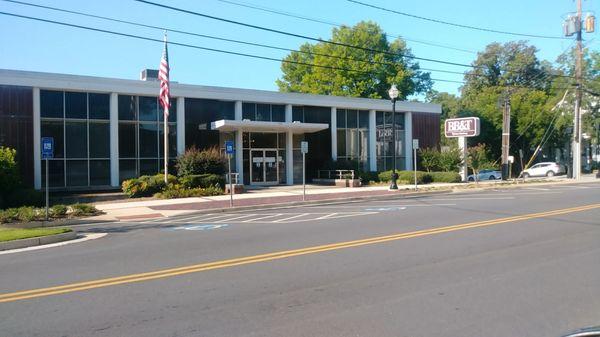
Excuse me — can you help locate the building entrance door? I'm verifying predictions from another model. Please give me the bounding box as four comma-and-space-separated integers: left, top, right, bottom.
250, 149, 279, 185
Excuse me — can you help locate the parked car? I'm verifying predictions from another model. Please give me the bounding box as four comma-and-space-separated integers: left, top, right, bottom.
467, 169, 502, 181
521, 162, 566, 178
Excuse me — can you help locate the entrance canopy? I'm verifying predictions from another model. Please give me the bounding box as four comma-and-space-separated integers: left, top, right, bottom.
211, 119, 328, 134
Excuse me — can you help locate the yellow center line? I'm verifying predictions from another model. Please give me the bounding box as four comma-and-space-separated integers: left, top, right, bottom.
1, 203, 599, 303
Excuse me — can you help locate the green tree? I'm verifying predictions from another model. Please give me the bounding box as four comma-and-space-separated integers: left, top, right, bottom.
425, 90, 461, 146
0, 147, 21, 209
418, 148, 439, 172
277, 21, 432, 99
467, 144, 494, 183
438, 146, 463, 172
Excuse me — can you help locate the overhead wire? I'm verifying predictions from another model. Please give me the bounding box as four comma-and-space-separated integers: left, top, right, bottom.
346, 0, 567, 40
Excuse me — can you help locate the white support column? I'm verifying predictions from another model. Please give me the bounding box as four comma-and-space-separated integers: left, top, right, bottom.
176, 97, 185, 156
33, 87, 41, 190
109, 93, 119, 187
331, 107, 337, 161
234, 101, 243, 184
404, 112, 413, 170
285, 104, 293, 185
368, 109, 376, 171
458, 136, 468, 182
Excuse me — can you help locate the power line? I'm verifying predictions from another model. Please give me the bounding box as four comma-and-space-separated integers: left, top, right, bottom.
133, 0, 481, 69
346, 0, 567, 40
214, 0, 477, 54
0, 0, 469, 79
0, 11, 466, 86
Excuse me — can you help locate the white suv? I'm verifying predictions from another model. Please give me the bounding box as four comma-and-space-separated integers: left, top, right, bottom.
521, 162, 565, 178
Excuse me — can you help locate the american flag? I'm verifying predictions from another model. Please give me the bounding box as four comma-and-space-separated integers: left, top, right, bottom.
158, 34, 170, 117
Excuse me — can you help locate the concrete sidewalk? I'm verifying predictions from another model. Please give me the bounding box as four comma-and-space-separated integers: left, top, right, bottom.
88, 174, 598, 222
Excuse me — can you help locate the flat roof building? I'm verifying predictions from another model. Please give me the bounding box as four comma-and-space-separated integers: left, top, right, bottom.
0, 69, 441, 190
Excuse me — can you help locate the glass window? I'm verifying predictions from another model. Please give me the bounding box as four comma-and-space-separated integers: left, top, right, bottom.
119, 159, 137, 182
140, 159, 158, 176
89, 93, 110, 120
292, 134, 304, 148
272, 105, 285, 122
336, 109, 346, 128
65, 92, 87, 119
359, 110, 369, 129
159, 124, 177, 158
40, 90, 63, 118
256, 104, 271, 121
65, 121, 88, 158
139, 96, 158, 122
251, 133, 277, 148
90, 160, 110, 186
347, 129, 359, 158
139, 123, 158, 158
118, 95, 137, 120
159, 100, 177, 123
89, 122, 110, 158
292, 106, 304, 123
42, 160, 65, 188
66, 160, 88, 186
347, 109, 358, 129
119, 123, 137, 158
277, 133, 286, 149
242, 103, 255, 120
41, 120, 64, 158
376, 111, 384, 126
337, 129, 346, 157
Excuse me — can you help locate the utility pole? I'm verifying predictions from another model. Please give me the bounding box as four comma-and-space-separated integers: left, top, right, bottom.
572, 0, 584, 180
501, 96, 511, 180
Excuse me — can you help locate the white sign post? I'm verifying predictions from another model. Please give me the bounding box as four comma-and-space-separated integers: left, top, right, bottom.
412, 139, 419, 191
301, 141, 308, 201
225, 140, 234, 207
444, 117, 481, 182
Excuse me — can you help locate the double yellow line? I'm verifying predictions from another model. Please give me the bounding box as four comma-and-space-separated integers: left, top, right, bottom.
1, 203, 599, 303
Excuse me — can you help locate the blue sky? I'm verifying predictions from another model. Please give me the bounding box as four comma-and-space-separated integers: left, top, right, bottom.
0, 0, 597, 98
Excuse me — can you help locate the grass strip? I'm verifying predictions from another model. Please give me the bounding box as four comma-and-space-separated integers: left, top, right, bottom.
0, 227, 71, 242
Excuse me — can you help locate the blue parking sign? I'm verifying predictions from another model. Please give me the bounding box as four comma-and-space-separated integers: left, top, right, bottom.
41, 137, 54, 159
225, 140, 234, 155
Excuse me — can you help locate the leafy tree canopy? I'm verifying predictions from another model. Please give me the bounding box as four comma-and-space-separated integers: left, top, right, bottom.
276, 21, 432, 99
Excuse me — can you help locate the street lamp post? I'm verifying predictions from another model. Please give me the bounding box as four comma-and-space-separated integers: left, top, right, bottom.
389, 84, 399, 190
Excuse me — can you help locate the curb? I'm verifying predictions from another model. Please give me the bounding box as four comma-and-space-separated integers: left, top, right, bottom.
0, 231, 77, 251
3, 217, 118, 229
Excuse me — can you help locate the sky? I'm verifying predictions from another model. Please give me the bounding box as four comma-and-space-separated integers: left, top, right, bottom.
0, 0, 597, 99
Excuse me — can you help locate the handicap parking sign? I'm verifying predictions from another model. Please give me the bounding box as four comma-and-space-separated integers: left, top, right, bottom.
41, 137, 54, 159
225, 140, 234, 155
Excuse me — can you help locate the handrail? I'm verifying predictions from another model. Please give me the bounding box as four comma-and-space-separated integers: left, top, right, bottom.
317, 169, 355, 180
225, 173, 239, 184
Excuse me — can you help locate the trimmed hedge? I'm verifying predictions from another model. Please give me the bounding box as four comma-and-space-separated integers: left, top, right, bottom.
180, 174, 225, 189
428, 172, 462, 183
121, 174, 177, 198
377, 170, 459, 184
154, 186, 223, 199
0, 204, 98, 224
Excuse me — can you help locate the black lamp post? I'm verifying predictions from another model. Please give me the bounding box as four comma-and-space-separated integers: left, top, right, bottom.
389, 84, 399, 190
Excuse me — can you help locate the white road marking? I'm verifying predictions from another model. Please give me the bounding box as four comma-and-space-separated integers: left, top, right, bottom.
273, 213, 312, 223
242, 213, 284, 222
524, 187, 550, 191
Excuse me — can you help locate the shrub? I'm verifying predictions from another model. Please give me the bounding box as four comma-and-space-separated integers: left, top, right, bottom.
16, 206, 36, 222
377, 170, 433, 184
180, 174, 225, 189
438, 146, 463, 172
176, 147, 226, 176
70, 203, 98, 216
50, 204, 68, 217
357, 171, 379, 184
154, 186, 223, 199
419, 148, 439, 172
429, 172, 462, 183
122, 174, 177, 198
0, 147, 21, 209
0, 208, 18, 223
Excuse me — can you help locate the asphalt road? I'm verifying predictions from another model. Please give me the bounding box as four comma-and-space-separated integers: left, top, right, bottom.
1, 182, 600, 337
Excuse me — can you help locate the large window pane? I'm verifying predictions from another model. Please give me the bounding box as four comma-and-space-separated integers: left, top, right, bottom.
159, 123, 177, 158
40, 90, 63, 118
159, 100, 177, 123
119, 159, 137, 182
256, 104, 271, 121
347, 109, 358, 129
89, 93, 110, 120
139, 96, 158, 122
359, 110, 369, 129
242, 103, 255, 120
347, 129, 359, 158
272, 105, 285, 122
65, 121, 87, 158
65, 92, 87, 119
89, 122, 110, 158
140, 159, 158, 176
336, 109, 346, 128
292, 106, 304, 122
90, 160, 110, 186
139, 123, 158, 158
66, 160, 88, 186
337, 129, 346, 157
118, 95, 136, 120
42, 160, 64, 188
41, 120, 64, 158
119, 123, 136, 158
251, 132, 277, 148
